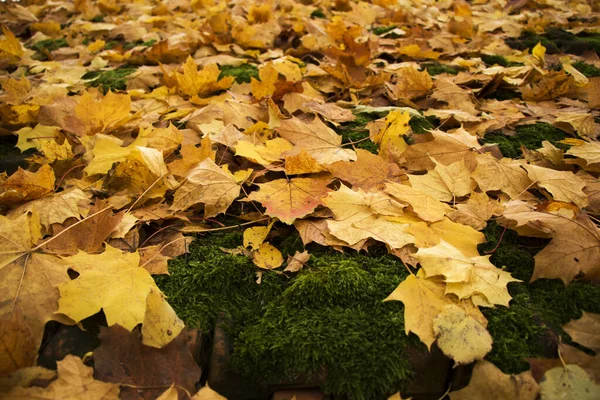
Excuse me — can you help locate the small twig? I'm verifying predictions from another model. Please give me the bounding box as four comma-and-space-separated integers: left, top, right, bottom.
139, 223, 182, 247
183, 217, 271, 233
187, 217, 226, 227
55, 163, 86, 191
126, 174, 166, 213
484, 224, 508, 255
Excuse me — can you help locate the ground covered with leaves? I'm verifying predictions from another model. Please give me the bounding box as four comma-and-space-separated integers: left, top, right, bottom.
0, 0, 600, 399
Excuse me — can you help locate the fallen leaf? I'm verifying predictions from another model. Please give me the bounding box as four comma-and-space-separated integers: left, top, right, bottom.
252, 242, 284, 270
327, 149, 404, 191
41, 200, 124, 255
385, 181, 452, 222
191, 384, 227, 400
324, 184, 414, 249
142, 288, 185, 348
408, 158, 472, 202
472, 154, 533, 200
0, 212, 69, 374
247, 176, 331, 224
176, 56, 234, 98
449, 360, 539, 400
0, 26, 24, 62
56, 245, 172, 333
168, 140, 215, 178
503, 208, 600, 284
386, 66, 433, 101
0, 165, 55, 206
276, 116, 356, 165
284, 250, 310, 273
251, 63, 278, 100
94, 325, 201, 400
74, 90, 132, 136
448, 192, 502, 230
523, 164, 588, 208
171, 159, 242, 216
539, 364, 599, 400
1, 355, 120, 400
563, 312, 600, 352
433, 304, 493, 364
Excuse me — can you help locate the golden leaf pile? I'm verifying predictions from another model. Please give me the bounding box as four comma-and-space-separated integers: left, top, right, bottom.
1, 0, 600, 398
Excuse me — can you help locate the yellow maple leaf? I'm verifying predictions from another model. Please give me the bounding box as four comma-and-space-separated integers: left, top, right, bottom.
0, 26, 24, 63
74, 90, 132, 135
1, 77, 31, 105
408, 158, 472, 203
323, 184, 415, 249
15, 125, 61, 153
142, 288, 185, 348
0, 212, 69, 374
247, 176, 331, 224
235, 137, 294, 166
56, 245, 181, 342
276, 116, 356, 165
384, 272, 487, 350
386, 66, 433, 101
532, 42, 546, 65
167, 138, 215, 178
417, 240, 520, 307
2, 355, 120, 400
385, 182, 452, 222
251, 62, 279, 100
523, 164, 588, 208
176, 56, 234, 98
0, 165, 55, 205
171, 159, 241, 216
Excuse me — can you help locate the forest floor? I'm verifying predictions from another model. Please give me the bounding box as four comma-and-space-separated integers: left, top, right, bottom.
0, 1, 600, 399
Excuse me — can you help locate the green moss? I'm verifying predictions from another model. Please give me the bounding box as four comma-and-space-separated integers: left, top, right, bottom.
572, 61, 600, 77
477, 222, 600, 374
155, 231, 286, 331
310, 9, 326, 19
480, 54, 524, 68
82, 66, 137, 93
481, 123, 567, 158
423, 62, 461, 76
336, 112, 381, 154
91, 15, 105, 23
506, 28, 600, 55
372, 25, 397, 36
157, 230, 417, 399
409, 115, 438, 134
485, 88, 522, 101
218, 64, 259, 84
28, 38, 69, 60
232, 250, 417, 399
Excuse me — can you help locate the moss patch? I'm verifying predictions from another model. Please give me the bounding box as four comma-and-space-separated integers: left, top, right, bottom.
82, 66, 138, 93
481, 123, 567, 158
478, 222, 600, 374
310, 9, 327, 19
423, 62, 461, 76
218, 64, 259, 84
372, 25, 398, 36
28, 38, 69, 60
336, 112, 381, 154
506, 28, 600, 55
157, 231, 417, 399
410, 115, 438, 134
572, 61, 600, 78
480, 55, 524, 68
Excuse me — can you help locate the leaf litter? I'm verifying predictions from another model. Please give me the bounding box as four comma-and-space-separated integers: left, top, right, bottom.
0, 0, 600, 398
